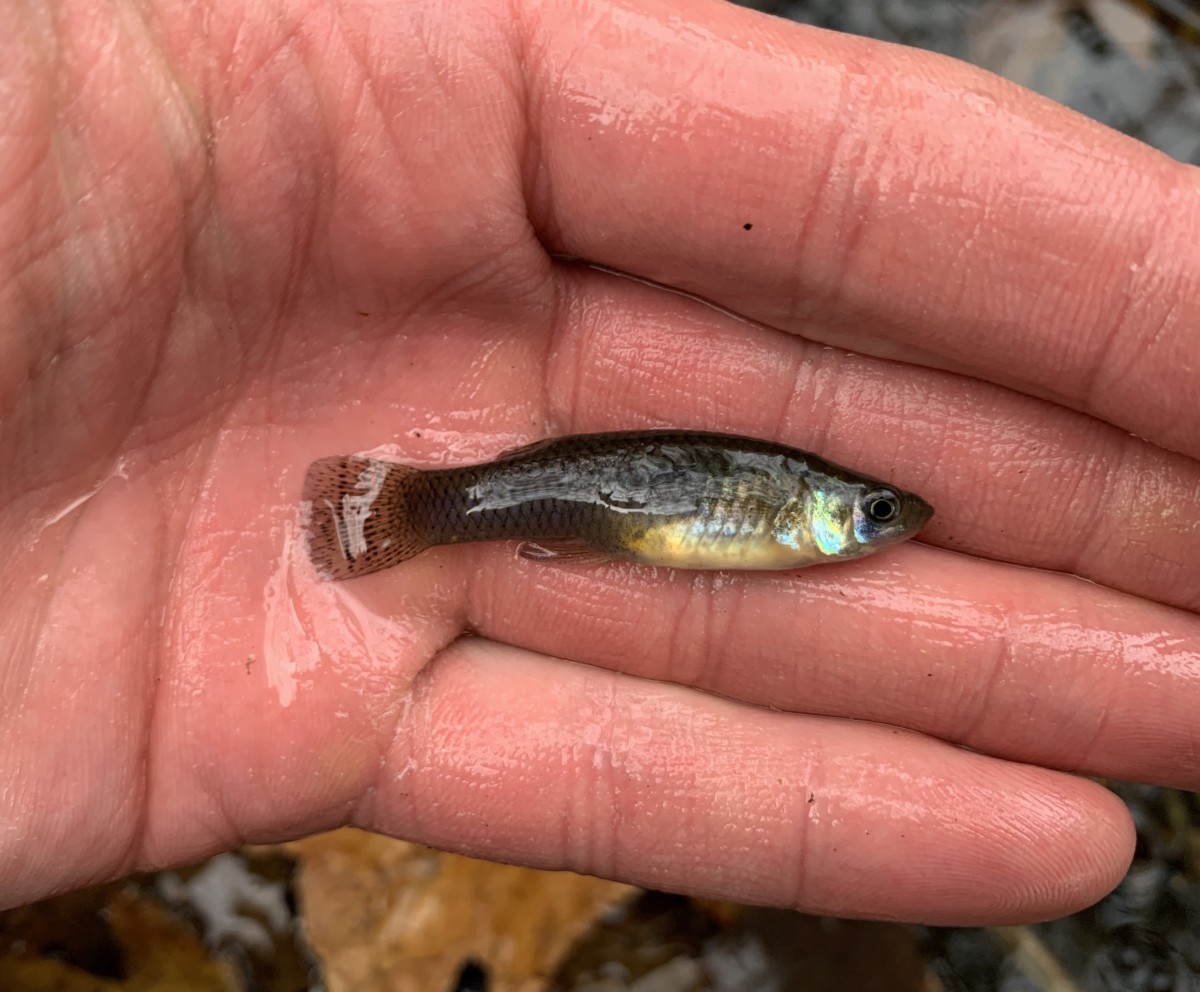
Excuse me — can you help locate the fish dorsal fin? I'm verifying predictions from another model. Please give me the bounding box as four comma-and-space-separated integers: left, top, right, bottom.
491, 436, 560, 461
517, 540, 618, 566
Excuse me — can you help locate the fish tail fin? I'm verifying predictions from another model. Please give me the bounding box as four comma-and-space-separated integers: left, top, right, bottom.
302, 456, 429, 580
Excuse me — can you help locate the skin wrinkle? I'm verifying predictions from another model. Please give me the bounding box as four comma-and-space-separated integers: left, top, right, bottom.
522, 257, 562, 432
792, 352, 894, 483
0, 88, 50, 223
13, 89, 188, 495
707, 578, 751, 697
784, 55, 865, 325
786, 580, 818, 711
1066, 438, 1128, 583
140, 415, 234, 864
595, 669, 623, 883
354, 671, 416, 833
518, 5, 602, 246
1075, 226, 1147, 421
969, 605, 1038, 757
1052, 170, 1195, 443
4, 235, 72, 453
768, 340, 809, 458
5, 476, 103, 756
510, 16, 549, 256
973, 590, 1081, 759
664, 574, 709, 688
1008, 414, 1193, 604
783, 738, 816, 912
823, 71, 900, 319
890, 379, 951, 509
0, 515, 64, 721
229, 0, 314, 103
555, 280, 605, 432
321, 14, 547, 321
1095, 182, 1200, 416
118, 0, 206, 142
940, 182, 994, 321
375, 649, 433, 835
271, 149, 324, 331
10, 495, 145, 887
115, 584, 163, 878
1072, 650, 1119, 776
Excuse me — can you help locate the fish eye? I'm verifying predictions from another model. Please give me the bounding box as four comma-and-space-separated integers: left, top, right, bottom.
864, 490, 899, 524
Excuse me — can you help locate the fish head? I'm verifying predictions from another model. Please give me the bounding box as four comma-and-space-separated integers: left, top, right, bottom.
774, 478, 933, 562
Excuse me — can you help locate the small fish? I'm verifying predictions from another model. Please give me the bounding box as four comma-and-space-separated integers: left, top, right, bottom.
302, 430, 933, 580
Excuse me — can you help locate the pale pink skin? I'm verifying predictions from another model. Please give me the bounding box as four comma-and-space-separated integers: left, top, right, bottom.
2, 0, 1199, 924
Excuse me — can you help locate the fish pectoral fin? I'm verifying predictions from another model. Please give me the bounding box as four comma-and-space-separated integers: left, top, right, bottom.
517, 540, 619, 565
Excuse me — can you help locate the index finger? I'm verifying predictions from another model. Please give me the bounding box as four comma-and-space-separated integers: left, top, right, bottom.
523, 0, 1200, 457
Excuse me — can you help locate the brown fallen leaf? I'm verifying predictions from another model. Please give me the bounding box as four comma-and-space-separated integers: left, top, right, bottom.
0, 886, 238, 992
288, 829, 634, 992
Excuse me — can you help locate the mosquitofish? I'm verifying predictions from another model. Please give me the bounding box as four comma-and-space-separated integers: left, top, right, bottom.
302, 430, 933, 580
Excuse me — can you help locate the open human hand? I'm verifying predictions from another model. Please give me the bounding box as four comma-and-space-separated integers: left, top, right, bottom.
3, 0, 1198, 924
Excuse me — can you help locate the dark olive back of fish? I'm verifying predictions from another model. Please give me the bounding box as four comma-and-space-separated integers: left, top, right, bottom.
409, 432, 813, 550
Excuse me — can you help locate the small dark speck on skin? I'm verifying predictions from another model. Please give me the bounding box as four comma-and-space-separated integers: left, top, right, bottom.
246, 654, 256, 674
358, 310, 370, 317
743, 222, 753, 230
413, 430, 422, 438
807, 792, 815, 804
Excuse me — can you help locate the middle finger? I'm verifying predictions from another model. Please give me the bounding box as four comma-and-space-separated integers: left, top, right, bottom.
467, 540, 1200, 789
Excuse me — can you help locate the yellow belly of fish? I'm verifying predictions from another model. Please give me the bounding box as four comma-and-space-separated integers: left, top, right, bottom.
619, 517, 824, 570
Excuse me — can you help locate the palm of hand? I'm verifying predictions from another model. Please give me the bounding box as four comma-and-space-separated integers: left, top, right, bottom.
2, 0, 1199, 923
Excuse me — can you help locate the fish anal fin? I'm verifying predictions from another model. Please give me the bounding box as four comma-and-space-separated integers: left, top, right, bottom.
517, 540, 618, 566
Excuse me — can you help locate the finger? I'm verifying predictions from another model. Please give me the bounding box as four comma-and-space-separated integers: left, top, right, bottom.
524, 0, 1200, 458
363, 637, 1133, 926
464, 539, 1200, 791
544, 266, 1200, 614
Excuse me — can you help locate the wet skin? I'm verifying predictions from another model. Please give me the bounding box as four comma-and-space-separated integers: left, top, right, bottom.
2, 0, 1200, 924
